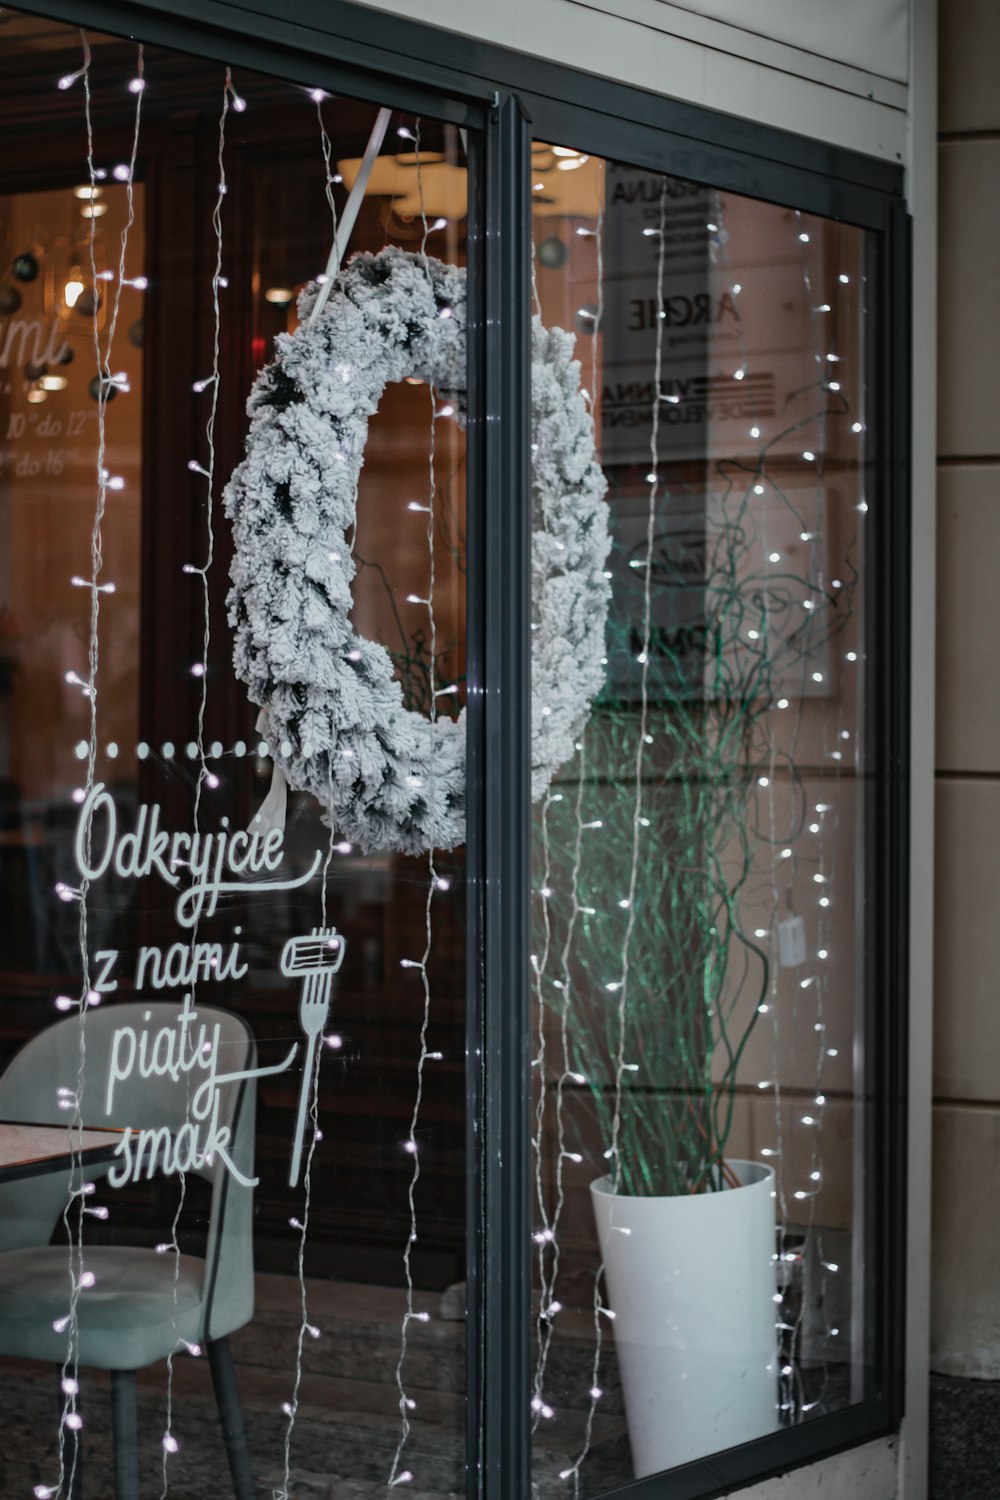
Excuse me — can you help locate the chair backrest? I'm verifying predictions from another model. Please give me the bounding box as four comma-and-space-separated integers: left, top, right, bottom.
0, 1002, 256, 1340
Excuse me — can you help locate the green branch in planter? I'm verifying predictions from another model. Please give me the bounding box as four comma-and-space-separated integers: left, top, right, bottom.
532, 390, 860, 1199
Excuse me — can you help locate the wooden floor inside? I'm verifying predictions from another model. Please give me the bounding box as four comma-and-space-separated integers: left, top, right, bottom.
0, 1272, 628, 1499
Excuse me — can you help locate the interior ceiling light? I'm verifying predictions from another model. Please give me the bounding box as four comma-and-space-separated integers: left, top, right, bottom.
81, 202, 108, 219
338, 141, 599, 221
336, 151, 467, 221
63, 269, 85, 308
73, 184, 102, 200
265, 287, 295, 305
38, 374, 68, 391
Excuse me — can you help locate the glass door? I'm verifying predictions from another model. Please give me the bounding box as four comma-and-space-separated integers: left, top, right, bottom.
527, 138, 883, 1495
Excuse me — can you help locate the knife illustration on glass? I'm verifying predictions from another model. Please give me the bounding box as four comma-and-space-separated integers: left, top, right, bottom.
281, 926, 346, 1187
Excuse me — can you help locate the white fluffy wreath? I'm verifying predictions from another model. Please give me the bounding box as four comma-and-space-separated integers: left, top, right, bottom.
224, 246, 609, 855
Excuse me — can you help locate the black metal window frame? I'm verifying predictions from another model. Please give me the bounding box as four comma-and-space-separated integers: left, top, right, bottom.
10, 3, 911, 1497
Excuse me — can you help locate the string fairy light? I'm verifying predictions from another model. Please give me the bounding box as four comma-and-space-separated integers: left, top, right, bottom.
314, 90, 339, 241
159, 66, 238, 1492
528, 192, 573, 1432
530, 787, 556, 1435
527, 155, 605, 1493
710, 186, 808, 1421
388, 118, 441, 1495
556, 175, 669, 1494
770, 211, 842, 1419
276, 835, 337, 1499
274, 95, 357, 1500
30, 58, 865, 1493
46, 34, 144, 1500
754, 210, 864, 1421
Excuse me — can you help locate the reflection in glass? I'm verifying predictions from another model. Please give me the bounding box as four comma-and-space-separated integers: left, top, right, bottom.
531, 146, 870, 1492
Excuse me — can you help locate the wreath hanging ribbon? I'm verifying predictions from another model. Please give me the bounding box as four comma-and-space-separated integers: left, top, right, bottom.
224, 181, 609, 857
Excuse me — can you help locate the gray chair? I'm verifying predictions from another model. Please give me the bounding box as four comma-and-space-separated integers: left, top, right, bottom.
0, 1003, 258, 1500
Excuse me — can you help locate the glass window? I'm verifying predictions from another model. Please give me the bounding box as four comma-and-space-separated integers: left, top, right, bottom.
530, 145, 873, 1490
0, 14, 469, 1495
0, 9, 904, 1499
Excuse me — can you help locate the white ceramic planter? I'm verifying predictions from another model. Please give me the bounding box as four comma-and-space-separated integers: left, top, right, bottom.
590, 1160, 778, 1477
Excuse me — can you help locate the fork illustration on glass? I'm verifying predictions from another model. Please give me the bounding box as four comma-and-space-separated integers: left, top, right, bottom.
281, 927, 346, 1187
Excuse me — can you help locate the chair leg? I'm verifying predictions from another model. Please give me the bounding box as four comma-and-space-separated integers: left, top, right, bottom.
56, 1368, 83, 1500
208, 1336, 255, 1500
110, 1370, 139, 1500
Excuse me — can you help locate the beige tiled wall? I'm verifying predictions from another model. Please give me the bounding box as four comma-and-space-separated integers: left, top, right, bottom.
932, 0, 1000, 1380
